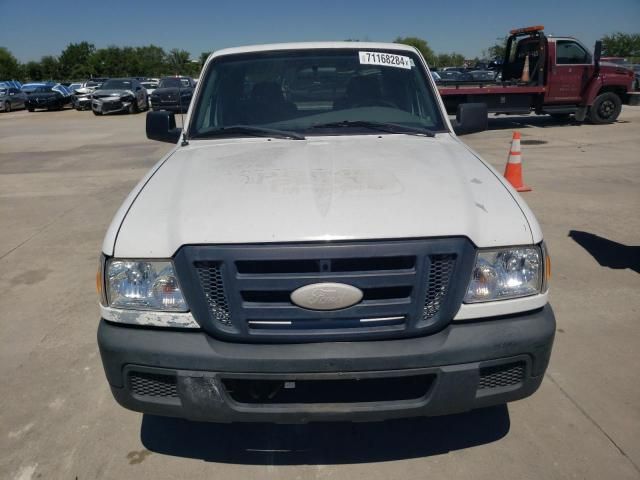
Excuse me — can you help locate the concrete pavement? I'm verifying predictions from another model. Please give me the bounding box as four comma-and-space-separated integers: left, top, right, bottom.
1, 107, 638, 479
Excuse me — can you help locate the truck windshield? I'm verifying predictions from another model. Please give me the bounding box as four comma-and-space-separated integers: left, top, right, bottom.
190, 49, 446, 137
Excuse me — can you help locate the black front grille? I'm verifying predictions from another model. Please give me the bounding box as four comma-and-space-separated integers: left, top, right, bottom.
478, 362, 526, 390
195, 263, 231, 326
101, 101, 122, 112
129, 372, 178, 398
175, 239, 474, 342
423, 255, 456, 320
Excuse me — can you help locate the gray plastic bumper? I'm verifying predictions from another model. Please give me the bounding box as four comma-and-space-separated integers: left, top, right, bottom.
98, 305, 555, 423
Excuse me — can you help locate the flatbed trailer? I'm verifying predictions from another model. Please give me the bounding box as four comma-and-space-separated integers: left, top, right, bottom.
437, 26, 636, 123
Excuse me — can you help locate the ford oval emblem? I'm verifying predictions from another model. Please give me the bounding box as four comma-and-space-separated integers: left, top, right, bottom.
290, 283, 363, 311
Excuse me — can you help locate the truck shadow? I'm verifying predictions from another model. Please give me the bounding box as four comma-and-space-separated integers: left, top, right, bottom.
569, 230, 640, 274
140, 405, 510, 465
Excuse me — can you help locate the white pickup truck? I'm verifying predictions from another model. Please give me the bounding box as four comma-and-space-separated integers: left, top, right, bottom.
97, 42, 554, 423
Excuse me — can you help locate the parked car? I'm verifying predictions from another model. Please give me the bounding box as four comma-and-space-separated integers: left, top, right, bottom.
25, 85, 72, 111
91, 78, 148, 115
601, 57, 630, 67
21, 82, 53, 93
0, 86, 28, 112
468, 70, 497, 82
91, 77, 109, 88
97, 42, 554, 424
70, 81, 102, 110
0, 80, 22, 89
150, 76, 195, 112
438, 70, 473, 82
141, 80, 159, 107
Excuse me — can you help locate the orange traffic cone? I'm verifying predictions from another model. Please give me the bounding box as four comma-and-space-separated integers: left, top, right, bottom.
521, 54, 530, 83
504, 131, 531, 192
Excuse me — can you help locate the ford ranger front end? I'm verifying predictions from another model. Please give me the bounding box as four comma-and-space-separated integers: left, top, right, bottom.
97, 42, 554, 423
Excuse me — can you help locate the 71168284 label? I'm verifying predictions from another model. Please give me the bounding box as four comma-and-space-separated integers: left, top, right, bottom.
358, 51, 412, 69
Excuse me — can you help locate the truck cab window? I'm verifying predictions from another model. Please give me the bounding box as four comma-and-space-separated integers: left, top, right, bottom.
191, 49, 446, 136
556, 40, 591, 65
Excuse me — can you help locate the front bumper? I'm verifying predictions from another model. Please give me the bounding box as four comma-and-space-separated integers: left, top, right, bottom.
73, 96, 92, 109
26, 99, 59, 109
151, 101, 189, 112
92, 98, 131, 114
98, 305, 555, 423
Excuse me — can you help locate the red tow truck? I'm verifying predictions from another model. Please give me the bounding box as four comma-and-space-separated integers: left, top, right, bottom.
438, 26, 638, 124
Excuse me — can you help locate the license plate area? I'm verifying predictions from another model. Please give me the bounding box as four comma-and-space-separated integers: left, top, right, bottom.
221, 373, 435, 405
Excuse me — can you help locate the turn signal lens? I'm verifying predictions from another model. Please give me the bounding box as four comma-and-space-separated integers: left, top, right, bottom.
96, 255, 106, 306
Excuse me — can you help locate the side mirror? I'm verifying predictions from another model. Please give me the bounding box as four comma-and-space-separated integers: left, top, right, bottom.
594, 40, 602, 68
453, 103, 488, 135
146, 110, 182, 143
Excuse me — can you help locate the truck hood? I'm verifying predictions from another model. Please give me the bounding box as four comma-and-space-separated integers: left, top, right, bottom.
110, 134, 535, 257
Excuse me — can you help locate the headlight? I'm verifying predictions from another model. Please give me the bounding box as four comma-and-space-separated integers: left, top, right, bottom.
464, 246, 543, 303
105, 259, 188, 311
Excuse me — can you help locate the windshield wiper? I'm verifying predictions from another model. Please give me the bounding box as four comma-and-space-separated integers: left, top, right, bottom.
308, 120, 435, 137
192, 125, 305, 140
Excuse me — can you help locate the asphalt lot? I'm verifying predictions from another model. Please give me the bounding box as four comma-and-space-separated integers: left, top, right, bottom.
1, 106, 639, 479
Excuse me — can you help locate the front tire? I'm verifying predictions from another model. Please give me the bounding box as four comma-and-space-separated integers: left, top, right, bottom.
128, 100, 138, 114
93, 110, 102, 116
4, 101, 11, 113
589, 92, 622, 124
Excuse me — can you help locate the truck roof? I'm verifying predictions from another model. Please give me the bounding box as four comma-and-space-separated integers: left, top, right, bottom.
211, 42, 418, 59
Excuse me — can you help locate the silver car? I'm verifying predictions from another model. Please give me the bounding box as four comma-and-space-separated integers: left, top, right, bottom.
0, 86, 27, 112
71, 81, 101, 111
91, 78, 148, 115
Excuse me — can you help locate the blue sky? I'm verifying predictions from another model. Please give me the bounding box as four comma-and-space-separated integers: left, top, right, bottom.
1, 0, 638, 62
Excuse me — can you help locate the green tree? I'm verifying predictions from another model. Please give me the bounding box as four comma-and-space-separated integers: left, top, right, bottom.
601, 32, 640, 59
450, 53, 466, 66
121, 46, 141, 76
0, 47, 22, 80
90, 46, 127, 77
25, 61, 43, 81
433, 52, 465, 69
136, 45, 167, 77
393, 36, 436, 66
435, 53, 451, 68
59, 42, 95, 80
167, 49, 191, 75
199, 51, 212, 67
483, 36, 508, 60
39, 56, 60, 80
